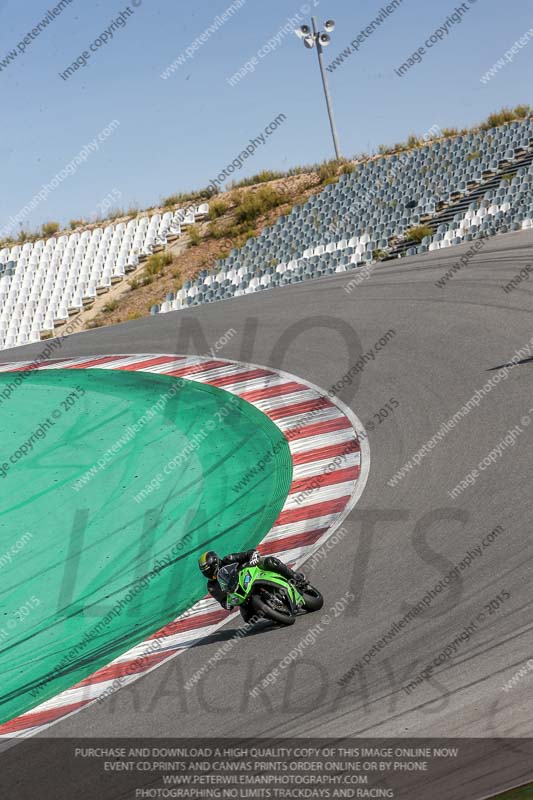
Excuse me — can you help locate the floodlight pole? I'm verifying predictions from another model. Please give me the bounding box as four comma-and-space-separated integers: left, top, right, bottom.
311, 16, 341, 160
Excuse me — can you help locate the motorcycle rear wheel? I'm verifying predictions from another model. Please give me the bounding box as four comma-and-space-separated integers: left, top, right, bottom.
251, 589, 295, 626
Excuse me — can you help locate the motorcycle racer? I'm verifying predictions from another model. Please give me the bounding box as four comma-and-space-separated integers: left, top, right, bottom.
198, 549, 306, 622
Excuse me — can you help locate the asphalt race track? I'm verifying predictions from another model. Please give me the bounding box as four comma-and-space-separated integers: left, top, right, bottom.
3, 230, 533, 791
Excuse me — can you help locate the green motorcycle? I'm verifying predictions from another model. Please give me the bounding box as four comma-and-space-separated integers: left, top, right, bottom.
217, 562, 323, 626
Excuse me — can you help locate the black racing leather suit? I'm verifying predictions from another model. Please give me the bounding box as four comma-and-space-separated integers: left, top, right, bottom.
207, 550, 299, 622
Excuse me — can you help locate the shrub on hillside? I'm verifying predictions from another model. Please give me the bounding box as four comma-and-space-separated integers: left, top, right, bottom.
106, 208, 125, 221
514, 104, 531, 119
188, 225, 201, 247
317, 160, 339, 183
480, 106, 529, 130
341, 162, 356, 175
208, 200, 228, 220
162, 194, 180, 208
41, 221, 60, 237
161, 187, 213, 208
234, 186, 289, 224
209, 220, 228, 240
232, 170, 286, 189
406, 224, 433, 243
145, 252, 172, 275
407, 134, 421, 148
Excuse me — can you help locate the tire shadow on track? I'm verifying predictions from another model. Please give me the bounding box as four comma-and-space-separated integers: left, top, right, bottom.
187, 619, 285, 648
488, 356, 533, 370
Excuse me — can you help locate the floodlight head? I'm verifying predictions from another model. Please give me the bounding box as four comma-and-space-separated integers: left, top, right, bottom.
295, 24, 312, 38
303, 34, 316, 48
324, 19, 336, 32
318, 32, 331, 46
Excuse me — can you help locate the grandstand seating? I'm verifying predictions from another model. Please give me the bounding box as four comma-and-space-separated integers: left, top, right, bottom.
2, 119, 533, 345
150, 117, 533, 316
0, 205, 208, 350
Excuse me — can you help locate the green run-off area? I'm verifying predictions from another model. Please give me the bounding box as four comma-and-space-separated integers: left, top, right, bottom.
0, 368, 292, 724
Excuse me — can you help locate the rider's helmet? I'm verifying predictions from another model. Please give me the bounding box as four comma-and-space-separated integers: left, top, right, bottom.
198, 550, 221, 580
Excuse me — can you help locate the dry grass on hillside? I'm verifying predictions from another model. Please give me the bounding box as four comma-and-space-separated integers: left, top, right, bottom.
81, 171, 327, 331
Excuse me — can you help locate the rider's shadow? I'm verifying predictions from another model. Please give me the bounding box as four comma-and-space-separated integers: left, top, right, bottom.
189, 619, 278, 648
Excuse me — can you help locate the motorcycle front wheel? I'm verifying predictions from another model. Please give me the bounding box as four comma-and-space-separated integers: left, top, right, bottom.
300, 584, 324, 612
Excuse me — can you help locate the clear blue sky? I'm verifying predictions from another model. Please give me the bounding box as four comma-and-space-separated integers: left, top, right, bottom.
1, 0, 531, 233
